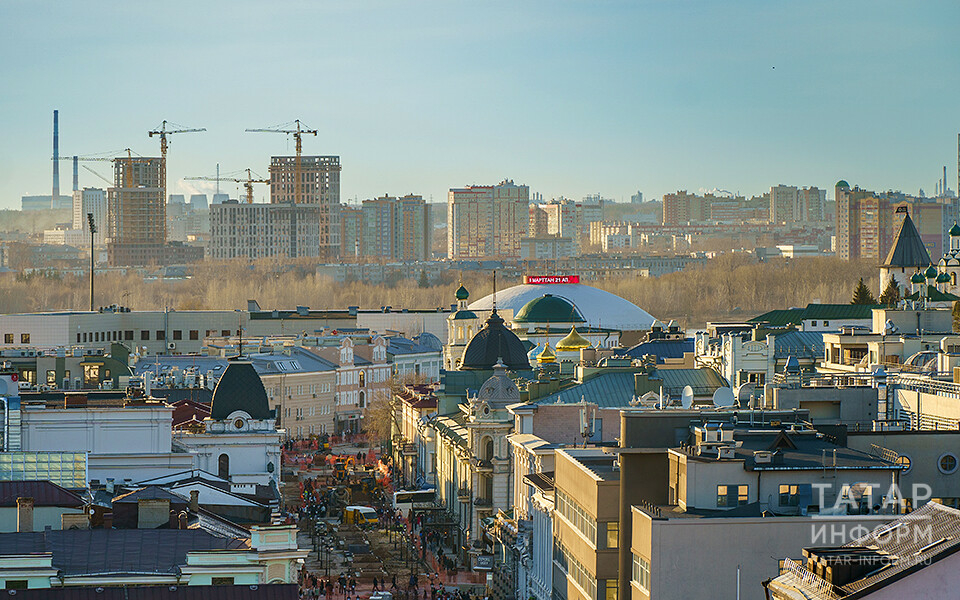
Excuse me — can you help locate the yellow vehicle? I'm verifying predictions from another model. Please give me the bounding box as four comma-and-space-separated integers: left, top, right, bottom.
343, 505, 379, 526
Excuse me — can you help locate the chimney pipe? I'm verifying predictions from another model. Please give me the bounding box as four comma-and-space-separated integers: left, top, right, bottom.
189, 490, 199, 513
73, 156, 79, 192
17, 497, 34, 533
52, 110, 60, 205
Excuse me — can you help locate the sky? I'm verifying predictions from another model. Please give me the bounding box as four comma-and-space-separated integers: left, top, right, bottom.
1, 0, 959, 209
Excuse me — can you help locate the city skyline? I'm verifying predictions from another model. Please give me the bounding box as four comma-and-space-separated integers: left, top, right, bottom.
1, 1, 959, 210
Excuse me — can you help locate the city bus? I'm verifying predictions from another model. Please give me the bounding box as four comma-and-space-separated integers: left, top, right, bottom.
392, 488, 436, 514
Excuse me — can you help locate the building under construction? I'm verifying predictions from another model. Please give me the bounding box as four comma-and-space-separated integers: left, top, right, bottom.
269, 155, 341, 258
107, 157, 204, 266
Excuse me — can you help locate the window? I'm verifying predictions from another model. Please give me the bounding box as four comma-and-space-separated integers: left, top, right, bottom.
605, 521, 619, 549
779, 484, 799, 506
717, 484, 749, 508
4, 580, 27, 590
632, 553, 650, 592
556, 489, 597, 544
2, 334, 10, 344
896, 455, 912, 474
211, 577, 234, 586
222, 330, 231, 337
823, 321, 830, 327
20, 334, 29, 344
156, 330, 165, 341
811, 321, 817, 327
189, 330, 199, 340
141, 330, 150, 341
125, 330, 133, 341
939, 453, 958, 475
604, 579, 618, 600
172, 330, 182, 340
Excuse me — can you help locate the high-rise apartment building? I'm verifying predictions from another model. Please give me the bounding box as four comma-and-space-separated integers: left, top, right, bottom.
107, 157, 166, 266
360, 195, 431, 262
208, 200, 321, 260
533, 198, 604, 254
662, 191, 710, 225
770, 185, 825, 223
269, 155, 341, 258
836, 180, 959, 262
340, 206, 362, 259
447, 180, 529, 259
72, 188, 107, 246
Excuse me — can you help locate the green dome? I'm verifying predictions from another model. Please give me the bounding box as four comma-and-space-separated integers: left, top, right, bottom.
925, 265, 938, 279
950, 223, 960, 237
937, 272, 951, 283
455, 284, 469, 301
513, 294, 586, 324
451, 309, 477, 320
911, 272, 926, 284
836, 180, 850, 189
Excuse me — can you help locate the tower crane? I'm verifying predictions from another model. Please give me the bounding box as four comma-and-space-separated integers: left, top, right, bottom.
184, 169, 269, 204
148, 120, 206, 204
52, 152, 119, 191
245, 120, 317, 204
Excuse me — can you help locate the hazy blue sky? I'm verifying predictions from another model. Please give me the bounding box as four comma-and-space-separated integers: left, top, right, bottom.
1, 1, 958, 209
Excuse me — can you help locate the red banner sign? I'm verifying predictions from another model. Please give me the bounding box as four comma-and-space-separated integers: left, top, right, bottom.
523, 275, 580, 285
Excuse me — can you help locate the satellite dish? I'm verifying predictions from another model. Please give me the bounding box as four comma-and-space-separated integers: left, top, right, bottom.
712, 387, 736, 408
680, 385, 694, 409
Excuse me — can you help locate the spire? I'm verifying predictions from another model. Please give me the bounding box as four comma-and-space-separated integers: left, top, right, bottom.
492, 270, 497, 312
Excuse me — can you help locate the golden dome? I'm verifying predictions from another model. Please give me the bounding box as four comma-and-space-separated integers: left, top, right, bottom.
537, 343, 557, 364
556, 326, 592, 351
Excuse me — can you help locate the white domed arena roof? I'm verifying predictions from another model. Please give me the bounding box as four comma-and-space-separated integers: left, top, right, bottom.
469, 283, 656, 331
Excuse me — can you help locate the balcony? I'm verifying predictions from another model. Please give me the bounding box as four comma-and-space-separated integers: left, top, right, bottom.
458, 488, 471, 502
474, 497, 492, 507
401, 443, 417, 456
475, 459, 493, 473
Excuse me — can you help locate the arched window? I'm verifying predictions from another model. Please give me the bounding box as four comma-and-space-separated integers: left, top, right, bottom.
359, 371, 365, 387
457, 326, 463, 341
359, 391, 366, 408
952, 273, 957, 286
218, 453, 230, 479
482, 436, 494, 461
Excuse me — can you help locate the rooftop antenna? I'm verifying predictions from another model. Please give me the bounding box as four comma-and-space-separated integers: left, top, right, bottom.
492, 270, 497, 312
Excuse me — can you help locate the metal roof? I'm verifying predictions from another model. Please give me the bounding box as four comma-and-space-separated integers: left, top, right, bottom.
0, 481, 84, 508
532, 371, 639, 408
623, 339, 694, 362
883, 212, 932, 268
771, 331, 824, 359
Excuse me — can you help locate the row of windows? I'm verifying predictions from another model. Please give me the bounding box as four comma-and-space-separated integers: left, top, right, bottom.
3, 334, 29, 344
283, 404, 333, 418
632, 553, 650, 592
717, 484, 749, 508
556, 489, 598, 545
73, 329, 233, 344
554, 541, 598, 600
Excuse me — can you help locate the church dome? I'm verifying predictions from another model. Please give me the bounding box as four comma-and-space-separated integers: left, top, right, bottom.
513, 294, 586, 324
455, 284, 470, 301
937, 272, 951, 283
460, 310, 530, 370
556, 326, 592, 352
836, 180, 850, 189
537, 343, 557, 364
911, 272, 926, 284
925, 265, 938, 279
951, 223, 960, 237
210, 360, 273, 421
475, 361, 521, 408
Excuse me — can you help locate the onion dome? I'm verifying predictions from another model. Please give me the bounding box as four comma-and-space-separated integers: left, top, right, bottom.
937, 272, 951, 284
537, 343, 557, 364
951, 223, 960, 237
460, 310, 530, 370
836, 180, 850, 189
556, 326, 592, 352
455, 284, 470, 301
911, 272, 926, 284
925, 265, 938, 279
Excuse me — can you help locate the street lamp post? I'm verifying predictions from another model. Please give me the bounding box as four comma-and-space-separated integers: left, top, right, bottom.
86, 213, 96, 311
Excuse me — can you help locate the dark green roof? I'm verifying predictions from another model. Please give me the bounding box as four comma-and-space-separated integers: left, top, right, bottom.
836, 180, 850, 189
451, 309, 478, 320
904, 286, 960, 302
883, 213, 932, 268
951, 223, 960, 237
911, 272, 926, 284
455, 285, 469, 301
513, 294, 585, 324
210, 360, 274, 421
749, 303, 878, 325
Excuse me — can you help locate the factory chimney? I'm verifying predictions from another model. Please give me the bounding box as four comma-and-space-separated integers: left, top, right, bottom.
73, 156, 79, 192
52, 110, 60, 205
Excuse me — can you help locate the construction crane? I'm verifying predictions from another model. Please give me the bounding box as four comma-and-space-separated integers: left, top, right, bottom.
148, 120, 206, 204
81, 165, 113, 187
245, 120, 317, 204
184, 169, 269, 204
52, 153, 118, 192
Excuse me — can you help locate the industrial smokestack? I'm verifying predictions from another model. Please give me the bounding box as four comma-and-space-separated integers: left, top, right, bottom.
52, 110, 60, 205
73, 156, 78, 192
946, 165, 949, 196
